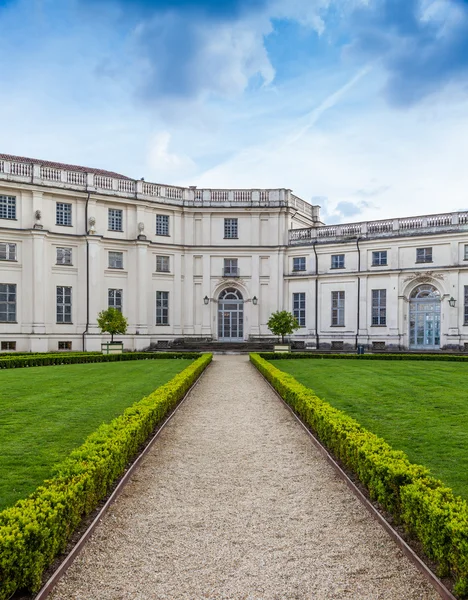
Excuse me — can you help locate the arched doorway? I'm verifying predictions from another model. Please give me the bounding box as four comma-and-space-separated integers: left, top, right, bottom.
409, 284, 441, 349
218, 288, 244, 342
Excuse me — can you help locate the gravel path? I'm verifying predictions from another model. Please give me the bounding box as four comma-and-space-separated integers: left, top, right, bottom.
49, 355, 440, 600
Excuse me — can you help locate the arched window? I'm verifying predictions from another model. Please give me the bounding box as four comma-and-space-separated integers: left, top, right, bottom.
219, 288, 243, 301
410, 284, 441, 300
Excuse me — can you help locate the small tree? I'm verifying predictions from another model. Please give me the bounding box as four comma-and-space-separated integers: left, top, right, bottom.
267, 310, 300, 344
97, 308, 128, 343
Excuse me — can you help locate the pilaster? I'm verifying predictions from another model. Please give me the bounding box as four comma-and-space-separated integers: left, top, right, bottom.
31, 230, 46, 334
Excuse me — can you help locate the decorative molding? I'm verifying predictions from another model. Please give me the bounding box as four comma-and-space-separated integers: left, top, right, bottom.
403, 271, 445, 283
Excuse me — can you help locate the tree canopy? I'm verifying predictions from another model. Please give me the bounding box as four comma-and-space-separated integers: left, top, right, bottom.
267, 310, 300, 343
97, 308, 128, 342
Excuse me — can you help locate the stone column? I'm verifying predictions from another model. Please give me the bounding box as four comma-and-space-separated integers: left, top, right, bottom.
250, 254, 260, 336
87, 237, 102, 336
136, 241, 149, 337
31, 230, 46, 336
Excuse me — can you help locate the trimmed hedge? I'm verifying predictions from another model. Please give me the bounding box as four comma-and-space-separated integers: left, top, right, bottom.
0, 352, 201, 369
250, 353, 468, 597
259, 352, 468, 362
0, 353, 212, 599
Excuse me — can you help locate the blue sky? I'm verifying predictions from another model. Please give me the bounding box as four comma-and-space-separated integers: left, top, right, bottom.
1, 0, 468, 222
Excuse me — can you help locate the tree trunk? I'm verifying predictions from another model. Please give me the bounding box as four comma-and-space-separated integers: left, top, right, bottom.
111, 333, 114, 343
281, 333, 284, 343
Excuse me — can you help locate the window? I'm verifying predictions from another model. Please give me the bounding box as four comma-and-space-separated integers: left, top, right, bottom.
0, 243, 16, 261
56, 286, 72, 323
293, 292, 306, 327
0, 196, 16, 220
108, 209, 123, 231
1, 341, 16, 351
293, 257, 306, 272
56, 202, 72, 226
108, 251, 123, 269
156, 256, 170, 273
58, 341, 72, 351
223, 258, 239, 276
416, 247, 432, 263
156, 214, 169, 236
465, 286, 468, 325
372, 251, 387, 266
331, 291, 345, 326
224, 218, 238, 239
331, 254, 345, 269
0, 284, 16, 322
56, 247, 72, 265
156, 291, 169, 325
372, 289, 387, 326
464, 245, 468, 261
108, 288, 123, 312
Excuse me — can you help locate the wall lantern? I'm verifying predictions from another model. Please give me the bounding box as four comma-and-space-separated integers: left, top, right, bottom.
449, 296, 456, 308
204, 296, 209, 305
252, 296, 258, 305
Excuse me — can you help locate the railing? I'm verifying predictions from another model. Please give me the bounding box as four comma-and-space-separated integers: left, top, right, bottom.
289, 212, 468, 245
0, 156, 314, 216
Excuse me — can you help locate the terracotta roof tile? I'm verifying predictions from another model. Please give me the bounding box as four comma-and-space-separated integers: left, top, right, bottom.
0, 153, 131, 180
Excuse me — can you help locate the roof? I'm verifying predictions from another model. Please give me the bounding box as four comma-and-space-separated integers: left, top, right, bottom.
0, 153, 131, 180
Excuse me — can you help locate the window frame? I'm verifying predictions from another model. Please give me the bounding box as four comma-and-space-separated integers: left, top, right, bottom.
464, 286, 468, 326
224, 218, 238, 239
223, 258, 239, 276
0, 283, 16, 323
156, 255, 170, 273
108, 208, 123, 232
464, 245, 468, 261
56, 247, 72, 265
156, 291, 169, 325
293, 292, 306, 327
108, 251, 124, 269
292, 257, 306, 272
56, 202, 72, 227
416, 247, 433, 263
0, 195, 16, 220
156, 214, 170, 236
372, 250, 388, 267
108, 288, 123, 312
331, 254, 345, 269
58, 341, 72, 351
56, 286, 72, 324
371, 289, 387, 326
331, 291, 345, 326
1, 341, 16, 351
0, 242, 17, 261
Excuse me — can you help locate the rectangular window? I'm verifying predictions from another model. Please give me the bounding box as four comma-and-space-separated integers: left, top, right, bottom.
464, 286, 468, 325
56, 247, 72, 265
1, 341, 16, 351
58, 341, 72, 351
0, 243, 16, 261
56, 286, 72, 323
293, 257, 306, 272
416, 247, 432, 263
224, 218, 238, 239
56, 202, 72, 226
108, 251, 123, 269
156, 255, 170, 272
331, 291, 345, 326
372, 250, 387, 266
223, 258, 239, 276
156, 214, 169, 236
156, 291, 169, 325
331, 254, 345, 269
0, 196, 16, 220
372, 289, 387, 326
108, 288, 123, 312
293, 292, 306, 327
0, 284, 16, 322
108, 208, 123, 231
464, 245, 468, 261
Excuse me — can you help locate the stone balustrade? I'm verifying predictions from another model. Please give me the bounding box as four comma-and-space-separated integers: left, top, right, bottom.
289, 212, 468, 245
0, 157, 315, 218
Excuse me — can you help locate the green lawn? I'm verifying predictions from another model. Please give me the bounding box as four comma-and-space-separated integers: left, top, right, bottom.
273, 359, 468, 499
0, 359, 192, 510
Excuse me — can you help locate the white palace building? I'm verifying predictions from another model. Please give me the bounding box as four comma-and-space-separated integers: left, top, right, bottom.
1, 152, 468, 353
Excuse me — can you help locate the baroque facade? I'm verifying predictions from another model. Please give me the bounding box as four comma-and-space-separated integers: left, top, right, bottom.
1, 153, 468, 352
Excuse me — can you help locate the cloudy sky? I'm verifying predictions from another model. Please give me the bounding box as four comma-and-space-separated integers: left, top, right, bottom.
1, 0, 468, 223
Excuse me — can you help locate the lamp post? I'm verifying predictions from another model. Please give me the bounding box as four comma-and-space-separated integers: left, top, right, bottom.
204, 296, 209, 305
252, 296, 258, 305
449, 296, 456, 308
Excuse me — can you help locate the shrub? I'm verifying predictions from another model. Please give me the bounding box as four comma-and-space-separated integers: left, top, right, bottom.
0, 354, 212, 599
258, 352, 468, 362
250, 352, 468, 596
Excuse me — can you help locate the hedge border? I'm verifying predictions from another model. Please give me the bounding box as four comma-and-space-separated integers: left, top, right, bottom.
0, 353, 212, 599
250, 353, 468, 597
259, 352, 468, 362
0, 352, 201, 369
